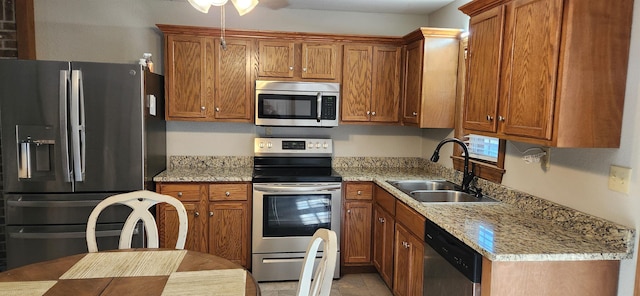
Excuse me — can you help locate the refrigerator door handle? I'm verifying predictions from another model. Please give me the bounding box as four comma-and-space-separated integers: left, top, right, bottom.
59, 70, 72, 182
70, 70, 86, 182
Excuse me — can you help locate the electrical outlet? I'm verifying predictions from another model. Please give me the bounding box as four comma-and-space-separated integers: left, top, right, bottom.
608, 165, 631, 194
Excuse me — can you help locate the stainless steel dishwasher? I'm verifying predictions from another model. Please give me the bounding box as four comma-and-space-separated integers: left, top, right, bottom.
424, 219, 482, 296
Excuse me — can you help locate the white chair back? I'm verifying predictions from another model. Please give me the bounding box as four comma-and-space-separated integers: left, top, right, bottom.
296, 228, 338, 296
86, 190, 188, 252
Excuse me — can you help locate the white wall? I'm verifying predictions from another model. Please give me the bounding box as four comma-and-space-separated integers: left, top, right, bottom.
426, 1, 640, 295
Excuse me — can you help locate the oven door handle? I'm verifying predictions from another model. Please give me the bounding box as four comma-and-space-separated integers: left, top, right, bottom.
254, 184, 341, 192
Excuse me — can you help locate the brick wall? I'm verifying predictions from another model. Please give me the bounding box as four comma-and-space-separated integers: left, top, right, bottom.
0, 0, 12, 271
0, 0, 17, 59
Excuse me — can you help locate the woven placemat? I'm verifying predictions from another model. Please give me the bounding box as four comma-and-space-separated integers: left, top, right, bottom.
60, 250, 187, 279
161, 269, 247, 296
0, 280, 57, 295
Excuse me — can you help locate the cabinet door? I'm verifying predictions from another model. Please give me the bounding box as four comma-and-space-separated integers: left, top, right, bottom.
343, 201, 372, 265
373, 205, 395, 287
341, 45, 372, 122
158, 184, 208, 253
258, 41, 294, 78
302, 43, 338, 79
209, 202, 250, 268
159, 202, 207, 253
166, 35, 211, 119
393, 223, 424, 296
371, 46, 401, 123
463, 6, 505, 133
402, 40, 423, 125
499, 0, 562, 140
214, 38, 253, 121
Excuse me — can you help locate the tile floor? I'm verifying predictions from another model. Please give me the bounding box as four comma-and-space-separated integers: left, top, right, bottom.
259, 273, 393, 296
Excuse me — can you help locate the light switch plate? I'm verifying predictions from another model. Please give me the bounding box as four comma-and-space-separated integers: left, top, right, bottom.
609, 165, 631, 194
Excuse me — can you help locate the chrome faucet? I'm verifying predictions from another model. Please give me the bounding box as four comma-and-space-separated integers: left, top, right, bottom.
430, 138, 475, 193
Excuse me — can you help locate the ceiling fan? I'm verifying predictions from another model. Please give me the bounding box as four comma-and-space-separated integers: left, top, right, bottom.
187, 0, 259, 15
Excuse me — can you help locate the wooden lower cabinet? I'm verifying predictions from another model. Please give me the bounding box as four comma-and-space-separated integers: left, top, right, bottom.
157, 182, 252, 269
372, 204, 395, 287
342, 182, 374, 266
393, 223, 424, 296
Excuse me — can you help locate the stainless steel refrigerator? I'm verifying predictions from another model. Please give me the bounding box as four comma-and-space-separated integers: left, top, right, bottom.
0, 60, 166, 269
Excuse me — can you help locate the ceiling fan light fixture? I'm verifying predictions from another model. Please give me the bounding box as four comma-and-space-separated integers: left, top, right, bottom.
187, 0, 229, 13
230, 0, 259, 16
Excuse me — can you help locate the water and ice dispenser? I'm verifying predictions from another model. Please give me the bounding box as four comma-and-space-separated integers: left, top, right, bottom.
17, 125, 56, 180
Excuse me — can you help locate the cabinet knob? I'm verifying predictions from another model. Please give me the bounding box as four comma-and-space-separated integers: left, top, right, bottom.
366, 111, 371, 115
194, 211, 200, 217
487, 115, 493, 121
225, 191, 231, 197
498, 116, 505, 121
347, 209, 351, 214
177, 192, 183, 197
289, 66, 294, 70
357, 190, 362, 195
379, 217, 385, 223
215, 107, 220, 112
201, 106, 205, 110
209, 211, 214, 217
371, 111, 376, 116
302, 67, 307, 72
412, 112, 418, 116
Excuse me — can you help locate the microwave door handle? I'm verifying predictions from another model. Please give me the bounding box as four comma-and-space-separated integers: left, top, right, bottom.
317, 92, 322, 122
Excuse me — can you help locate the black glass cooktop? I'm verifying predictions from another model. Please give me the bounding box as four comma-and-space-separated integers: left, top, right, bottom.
252, 157, 342, 183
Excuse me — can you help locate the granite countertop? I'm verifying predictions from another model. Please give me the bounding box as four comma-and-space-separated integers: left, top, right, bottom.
336, 167, 634, 262
153, 156, 634, 263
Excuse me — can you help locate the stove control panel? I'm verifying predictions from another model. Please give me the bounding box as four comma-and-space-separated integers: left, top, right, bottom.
255, 138, 333, 155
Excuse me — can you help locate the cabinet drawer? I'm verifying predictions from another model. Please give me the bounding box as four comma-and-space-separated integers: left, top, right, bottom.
374, 185, 396, 215
345, 182, 373, 200
158, 184, 204, 202
209, 183, 249, 201
395, 201, 425, 239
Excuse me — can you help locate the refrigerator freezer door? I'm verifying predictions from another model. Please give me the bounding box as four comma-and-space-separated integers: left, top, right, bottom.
0, 60, 73, 193
70, 62, 145, 192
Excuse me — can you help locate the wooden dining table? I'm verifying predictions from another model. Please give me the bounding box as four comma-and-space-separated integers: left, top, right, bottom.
0, 249, 260, 295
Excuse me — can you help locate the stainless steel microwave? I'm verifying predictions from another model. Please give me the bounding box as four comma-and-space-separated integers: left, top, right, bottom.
255, 80, 340, 127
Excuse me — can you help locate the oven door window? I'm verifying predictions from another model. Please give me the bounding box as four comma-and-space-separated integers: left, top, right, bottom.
263, 193, 331, 237
257, 94, 318, 119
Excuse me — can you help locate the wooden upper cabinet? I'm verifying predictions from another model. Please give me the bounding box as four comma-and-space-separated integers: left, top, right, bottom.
342, 44, 401, 124
166, 35, 209, 119
162, 29, 254, 122
258, 41, 295, 78
460, 0, 634, 147
463, 6, 504, 133
214, 38, 253, 121
401, 28, 461, 128
258, 40, 340, 81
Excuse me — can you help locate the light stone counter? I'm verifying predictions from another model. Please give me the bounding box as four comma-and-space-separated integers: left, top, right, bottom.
154, 156, 634, 262
335, 166, 635, 262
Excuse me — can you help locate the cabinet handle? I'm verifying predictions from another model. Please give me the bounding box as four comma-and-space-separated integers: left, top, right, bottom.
486, 115, 493, 121
289, 66, 294, 70
412, 112, 418, 116
177, 192, 183, 197
498, 116, 505, 121
371, 111, 376, 116
200, 106, 205, 110
302, 67, 307, 72
357, 190, 362, 195
225, 191, 231, 197
215, 107, 220, 112
406, 242, 411, 248
379, 217, 385, 223
194, 211, 200, 217
366, 111, 371, 115
209, 211, 214, 217
347, 209, 351, 214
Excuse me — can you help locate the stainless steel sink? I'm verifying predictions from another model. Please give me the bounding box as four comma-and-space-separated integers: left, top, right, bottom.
409, 190, 499, 203
387, 180, 459, 194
